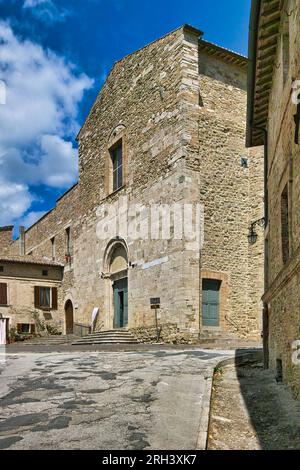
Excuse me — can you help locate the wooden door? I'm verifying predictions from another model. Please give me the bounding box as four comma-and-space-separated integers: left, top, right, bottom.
202, 279, 221, 327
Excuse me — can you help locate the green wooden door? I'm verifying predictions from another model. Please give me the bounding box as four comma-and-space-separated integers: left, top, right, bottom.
202, 279, 221, 327
113, 278, 128, 328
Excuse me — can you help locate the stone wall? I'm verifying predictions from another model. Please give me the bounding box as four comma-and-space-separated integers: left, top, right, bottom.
3, 25, 264, 342
130, 324, 199, 344
194, 51, 264, 338
263, 0, 300, 398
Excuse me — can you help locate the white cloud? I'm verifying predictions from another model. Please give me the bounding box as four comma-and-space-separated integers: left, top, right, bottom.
0, 21, 93, 227
0, 179, 33, 226
19, 210, 47, 229
23, 0, 69, 23
38, 134, 79, 188
23, 0, 49, 6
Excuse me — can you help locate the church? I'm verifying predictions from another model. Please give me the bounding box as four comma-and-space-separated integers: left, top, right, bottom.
0, 25, 264, 344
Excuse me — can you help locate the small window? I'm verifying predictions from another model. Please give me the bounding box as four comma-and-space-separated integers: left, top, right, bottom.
66, 227, 72, 256
0, 283, 7, 305
281, 185, 289, 264
276, 359, 283, 383
39, 287, 51, 308
0, 266, 3, 273
18, 324, 30, 334
34, 286, 57, 310
110, 140, 123, 191
42, 269, 48, 277
51, 237, 56, 260
17, 324, 35, 334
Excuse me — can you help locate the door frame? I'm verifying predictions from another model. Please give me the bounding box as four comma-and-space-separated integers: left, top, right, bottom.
200, 270, 229, 331
202, 279, 221, 327
64, 299, 74, 335
113, 276, 128, 329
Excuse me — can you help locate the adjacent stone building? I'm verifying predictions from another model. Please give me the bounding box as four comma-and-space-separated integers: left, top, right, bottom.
247, 0, 300, 397
0, 24, 264, 342
0, 255, 63, 343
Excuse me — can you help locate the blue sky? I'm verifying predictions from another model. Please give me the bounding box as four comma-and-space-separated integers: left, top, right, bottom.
0, 0, 251, 233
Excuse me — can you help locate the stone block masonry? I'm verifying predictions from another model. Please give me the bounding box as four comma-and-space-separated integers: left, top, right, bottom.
2, 24, 264, 342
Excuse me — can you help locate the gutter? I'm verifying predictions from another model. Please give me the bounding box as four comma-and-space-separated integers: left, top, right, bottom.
246, 0, 262, 148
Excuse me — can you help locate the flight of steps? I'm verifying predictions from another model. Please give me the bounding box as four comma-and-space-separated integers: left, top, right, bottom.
72, 329, 139, 346
18, 335, 78, 346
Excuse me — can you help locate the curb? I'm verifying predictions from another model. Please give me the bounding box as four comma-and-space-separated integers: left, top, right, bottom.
196, 348, 263, 450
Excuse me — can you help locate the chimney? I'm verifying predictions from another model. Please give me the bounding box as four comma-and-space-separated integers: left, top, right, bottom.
0, 226, 14, 255
19, 226, 25, 256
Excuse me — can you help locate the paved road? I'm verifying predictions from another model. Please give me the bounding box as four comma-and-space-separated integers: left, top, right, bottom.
0, 348, 232, 450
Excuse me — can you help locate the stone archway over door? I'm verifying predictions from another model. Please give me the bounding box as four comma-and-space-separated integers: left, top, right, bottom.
65, 300, 74, 334
103, 239, 129, 329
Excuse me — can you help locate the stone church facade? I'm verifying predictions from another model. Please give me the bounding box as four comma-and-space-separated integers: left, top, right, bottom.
1, 25, 264, 342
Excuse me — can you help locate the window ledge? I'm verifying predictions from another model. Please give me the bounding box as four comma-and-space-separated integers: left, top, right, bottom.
102, 185, 126, 202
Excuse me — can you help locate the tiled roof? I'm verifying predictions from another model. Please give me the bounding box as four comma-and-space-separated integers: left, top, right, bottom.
0, 255, 64, 268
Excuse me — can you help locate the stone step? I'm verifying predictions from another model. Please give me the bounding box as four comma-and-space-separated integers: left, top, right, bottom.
76, 337, 136, 343
72, 329, 139, 346
81, 333, 134, 339
73, 339, 138, 345
20, 335, 77, 345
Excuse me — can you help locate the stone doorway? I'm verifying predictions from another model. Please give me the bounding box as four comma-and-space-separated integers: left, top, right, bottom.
65, 300, 74, 335
113, 277, 128, 328
202, 279, 221, 327
103, 238, 129, 330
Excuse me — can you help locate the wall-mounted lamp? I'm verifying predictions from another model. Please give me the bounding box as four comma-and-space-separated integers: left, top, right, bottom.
247, 217, 265, 245
241, 157, 248, 168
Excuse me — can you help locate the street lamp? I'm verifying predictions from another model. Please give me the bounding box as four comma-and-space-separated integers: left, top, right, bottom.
248, 217, 265, 245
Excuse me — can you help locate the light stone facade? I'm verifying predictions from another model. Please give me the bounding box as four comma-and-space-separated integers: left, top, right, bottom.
247, 1, 300, 397
0, 259, 63, 334
1, 25, 264, 342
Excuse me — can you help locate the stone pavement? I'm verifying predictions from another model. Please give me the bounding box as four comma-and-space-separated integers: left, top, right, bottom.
0, 348, 234, 450
208, 362, 300, 450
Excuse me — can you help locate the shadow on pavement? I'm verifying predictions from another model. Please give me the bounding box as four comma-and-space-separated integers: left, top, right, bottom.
235, 349, 300, 450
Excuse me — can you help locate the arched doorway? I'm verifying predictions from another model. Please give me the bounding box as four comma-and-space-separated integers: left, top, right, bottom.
104, 240, 128, 329
65, 300, 74, 335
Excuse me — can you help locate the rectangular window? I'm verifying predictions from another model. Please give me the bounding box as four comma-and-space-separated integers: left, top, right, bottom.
40, 287, 51, 308
17, 324, 35, 334
110, 140, 123, 191
0, 266, 3, 272
34, 286, 58, 310
65, 227, 72, 258
0, 283, 7, 305
51, 237, 56, 260
281, 185, 289, 264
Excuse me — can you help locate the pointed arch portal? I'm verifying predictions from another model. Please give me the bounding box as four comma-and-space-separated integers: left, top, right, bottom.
104, 239, 128, 329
